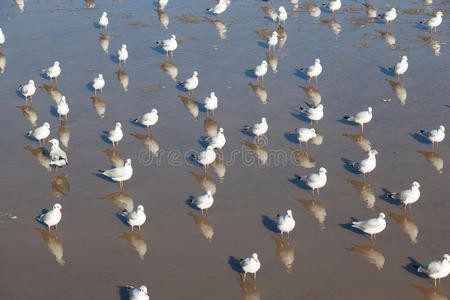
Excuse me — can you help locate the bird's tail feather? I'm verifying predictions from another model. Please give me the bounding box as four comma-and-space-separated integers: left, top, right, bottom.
98, 169, 105, 173
26, 131, 32, 136
419, 130, 426, 135
344, 115, 354, 121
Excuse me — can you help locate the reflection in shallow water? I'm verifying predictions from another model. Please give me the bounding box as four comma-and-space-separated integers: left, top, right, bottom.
119, 232, 147, 260
99, 33, 110, 54
189, 172, 216, 195
386, 79, 407, 105
116, 69, 129, 92
37, 228, 66, 266
362, 3, 376, 18
0, 52, 5, 73
346, 243, 384, 271
387, 212, 418, 244
277, 25, 287, 49
98, 191, 134, 212
305, 2, 321, 17
419, 36, 442, 56
179, 95, 199, 120
271, 236, 294, 273
204, 116, 218, 137
130, 133, 159, 156
299, 85, 321, 106
187, 212, 214, 242
160, 61, 178, 82
343, 133, 372, 153
321, 19, 341, 38
40, 84, 63, 104
155, 9, 169, 29
376, 30, 396, 49
296, 198, 326, 229
418, 151, 443, 174
413, 284, 448, 300
51, 174, 70, 198
262, 5, 277, 22
17, 105, 38, 126
85, 0, 96, 8
14, 0, 24, 13
239, 277, 260, 300
266, 51, 278, 74
241, 141, 268, 165
205, 17, 227, 40
310, 130, 323, 146
103, 149, 124, 167
291, 148, 316, 168
248, 83, 269, 104
346, 178, 375, 209
91, 96, 106, 118
211, 156, 226, 182
58, 123, 70, 149
24, 146, 51, 171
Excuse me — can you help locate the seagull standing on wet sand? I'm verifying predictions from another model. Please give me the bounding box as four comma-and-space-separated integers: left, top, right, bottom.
26, 122, 51, 147
123, 205, 146, 231
192, 146, 216, 172
378, 8, 397, 31
204, 127, 226, 152
389, 56, 408, 81
178, 71, 199, 96
206, 0, 228, 16
156, 34, 177, 59
388, 181, 422, 212
267, 31, 279, 51
42, 61, 61, 83
322, 0, 341, 16
92, 74, 105, 94
0, 28, 5, 47
131, 109, 159, 135
18, 80, 36, 102
104, 122, 123, 150
190, 191, 214, 216
343, 107, 372, 134
117, 44, 128, 65
300, 58, 322, 84
49, 139, 68, 171
295, 167, 328, 198
99, 12, 109, 32
416, 254, 450, 287
254, 60, 268, 86
99, 158, 133, 191
244, 117, 268, 144
240, 253, 261, 281
419, 125, 445, 151
57, 96, 69, 120
352, 212, 387, 240
127, 285, 150, 300
37, 203, 64, 232
296, 127, 317, 150
299, 103, 324, 128
349, 149, 381, 181
155, 0, 168, 10
276, 210, 296, 239
204, 92, 218, 116
420, 11, 444, 34
277, 6, 288, 24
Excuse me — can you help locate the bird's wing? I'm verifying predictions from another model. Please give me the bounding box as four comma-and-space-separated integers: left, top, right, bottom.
424, 261, 443, 275
104, 166, 126, 178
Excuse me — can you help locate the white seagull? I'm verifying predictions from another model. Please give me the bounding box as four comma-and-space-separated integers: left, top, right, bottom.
132, 109, 159, 135
190, 191, 214, 215
323, 0, 341, 16
206, 0, 228, 16
378, 8, 397, 30
389, 56, 408, 80
122, 205, 146, 231
48, 139, 68, 170
18, 80, 36, 102
344, 107, 373, 134
349, 149, 380, 180
205, 127, 226, 152
26, 122, 51, 147
295, 167, 328, 197
299, 103, 324, 127
104, 122, 123, 150
92, 74, 105, 95
192, 146, 216, 172
155, 0, 168, 10
420, 11, 444, 33
117, 44, 128, 65
300, 58, 322, 84
99, 158, 133, 191
419, 125, 445, 151
254, 60, 268, 86
267, 31, 279, 50
0, 28, 5, 47
417, 254, 450, 287
388, 181, 422, 211
42, 61, 61, 83
296, 127, 317, 150
57, 96, 69, 120
99, 12, 109, 31
37, 203, 64, 232
204, 92, 218, 116
178, 71, 199, 96
244, 117, 268, 144
127, 285, 150, 300
156, 34, 177, 59
276, 210, 296, 239
352, 212, 387, 240
277, 6, 288, 24
240, 253, 261, 281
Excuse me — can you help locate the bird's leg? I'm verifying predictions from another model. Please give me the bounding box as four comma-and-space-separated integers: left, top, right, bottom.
147, 126, 150, 136
439, 278, 441, 285
243, 273, 247, 281
56, 77, 58, 85
212, 110, 215, 117
287, 231, 290, 240
317, 188, 320, 198
362, 173, 366, 182
310, 120, 313, 127
131, 225, 134, 232
316, 120, 318, 129
201, 209, 204, 216
56, 224, 58, 232
254, 272, 256, 280
205, 208, 208, 216
138, 225, 141, 231
150, 126, 153, 135
409, 204, 412, 213
361, 124, 364, 135
261, 76, 264, 87
30, 95, 33, 103
374, 234, 376, 240
280, 232, 283, 239
305, 142, 308, 152
368, 172, 371, 182
370, 234, 373, 241
435, 279, 437, 287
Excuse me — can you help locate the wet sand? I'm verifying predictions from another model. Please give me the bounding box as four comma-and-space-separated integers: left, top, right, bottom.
0, 0, 449, 299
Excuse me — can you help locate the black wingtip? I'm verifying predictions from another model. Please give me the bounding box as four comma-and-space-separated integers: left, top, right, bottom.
98, 170, 105, 173
419, 130, 425, 134
343, 116, 350, 120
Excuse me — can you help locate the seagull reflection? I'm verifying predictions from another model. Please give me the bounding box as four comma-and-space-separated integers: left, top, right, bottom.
24, 146, 51, 171
155, 9, 169, 29
277, 25, 287, 49
204, 116, 218, 137
418, 151, 443, 174
91, 96, 106, 118
116, 69, 129, 92
179, 95, 199, 120
17, 105, 38, 126
291, 148, 316, 168
296, 198, 326, 229
189, 172, 216, 195
99, 33, 110, 54
343, 133, 372, 153
0, 52, 5, 73
85, 0, 96, 8
119, 232, 147, 260
386, 79, 407, 105
271, 236, 294, 273
211, 156, 226, 182
413, 284, 448, 300
160, 61, 178, 82
299, 85, 321, 106
305, 2, 321, 17
14, 0, 24, 12
51, 174, 70, 198
346, 178, 375, 209
345, 243, 385, 271
266, 52, 278, 73
205, 17, 227, 39
239, 277, 261, 300
98, 191, 134, 212
321, 19, 341, 38
58, 123, 70, 149
262, 5, 277, 22
248, 83, 269, 104
419, 36, 442, 56
362, 3, 377, 18
36, 228, 66, 265
241, 141, 268, 165
376, 30, 396, 49
130, 133, 159, 157
40, 84, 63, 104
387, 212, 418, 244
310, 130, 323, 146
103, 149, 124, 167
187, 212, 214, 242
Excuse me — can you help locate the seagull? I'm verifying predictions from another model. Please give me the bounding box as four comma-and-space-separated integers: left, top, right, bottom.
296, 127, 317, 150
322, 0, 341, 16
378, 8, 397, 31
299, 103, 324, 128
277, 6, 288, 24
155, 0, 168, 10
388, 181, 422, 212
420, 11, 444, 34
240, 253, 261, 281
104, 122, 123, 150
132, 109, 159, 135
99, 158, 133, 191
156, 34, 177, 59
122, 205, 146, 231
48, 139, 68, 171
300, 58, 322, 84
419, 125, 445, 151
254, 60, 268, 86
206, 0, 228, 16
37, 203, 64, 232
92, 74, 105, 95
352, 212, 387, 240
127, 285, 150, 300
26, 122, 51, 147
0, 28, 4, 47
295, 167, 328, 198
204, 92, 218, 116
192, 146, 216, 172
42, 61, 61, 83
57, 96, 69, 120
18, 80, 36, 102
388, 56, 408, 81
117, 44, 128, 65
178, 71, 199, 96
204, 127, 226, 153
267, 31, 279, 50
276, 210, 296, 239
344, 107, 373, 134
416, 254, 450, 287
190, 191, 214, 215
244, 117, 268, 144
349, 149, 381, 181
99, 12, 109, 31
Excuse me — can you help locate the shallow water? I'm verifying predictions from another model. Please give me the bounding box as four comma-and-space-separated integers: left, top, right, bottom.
0, 0, 449, 299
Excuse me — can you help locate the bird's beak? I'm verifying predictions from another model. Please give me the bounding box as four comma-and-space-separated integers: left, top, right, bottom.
120, 125, 122, 128
325, 170, 328, 174
49, 128, 52, 131
157, 112, 160, 116
60, 207, 64, 211
419, 186, 422, 190
146, 292, 150, 296
376, 152, 381, 155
